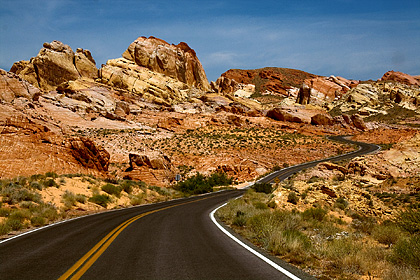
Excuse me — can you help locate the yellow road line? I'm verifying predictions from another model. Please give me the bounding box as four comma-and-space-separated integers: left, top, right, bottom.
58, 197, 210, 280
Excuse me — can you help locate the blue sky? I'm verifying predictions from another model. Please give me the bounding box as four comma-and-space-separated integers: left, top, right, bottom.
1, 0, 419, 82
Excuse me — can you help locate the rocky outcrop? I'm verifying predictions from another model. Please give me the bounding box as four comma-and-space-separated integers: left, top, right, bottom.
266, 108, 308, 123
11, 41, 98, 92
311, 113, 334, 126
99, 58, 190, 106
296, 84, 311, 105
128, 153, 172, 170
380, 71, 420, 86
219, 67, 317, 96
68, 137, 110, 172
211, 76, 255, 98
122, 36, 210, 91
0, 69, 41, 102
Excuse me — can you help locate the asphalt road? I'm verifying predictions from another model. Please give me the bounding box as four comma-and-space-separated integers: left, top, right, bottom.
0, 136, 379, 280
257, 135, 380, 184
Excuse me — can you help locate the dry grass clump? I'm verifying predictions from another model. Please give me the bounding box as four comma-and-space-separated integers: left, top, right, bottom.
217, 189, 420, 279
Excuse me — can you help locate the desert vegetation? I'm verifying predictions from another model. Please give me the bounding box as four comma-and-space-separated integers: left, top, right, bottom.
0, 173, 181, 237
217, 184, 420, 279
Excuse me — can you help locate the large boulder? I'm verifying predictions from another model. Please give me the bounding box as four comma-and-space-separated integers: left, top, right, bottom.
11, 41, 98, 91
122, 36, 210, 91
266, 108, 307, 123
311, 113, 334, 126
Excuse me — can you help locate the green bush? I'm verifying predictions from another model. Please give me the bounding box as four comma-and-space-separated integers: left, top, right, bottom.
62, 191, 77, 208
41, 179, 58, 188
29, 181, 42, 190
287, 192, 299, 204
392, 235, 420, 268
45, 172, 58, 178
397, 208, 420, 234
335, 197, 349, 210
174, 172, 232, 195
6, 219, 24, 231
351, 215, 377, 234
89, 194, 111, 208
0, 223, 11, 235
119, 180, 135, 194
251, 183, 273, 194
101, 183, 122, 197
30, 216, 46, 227
1, 185, 42, 204
302, 207, 327, 222
372, 223, 403, 247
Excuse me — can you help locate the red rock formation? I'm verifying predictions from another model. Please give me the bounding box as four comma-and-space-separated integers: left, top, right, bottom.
10, 41, 98, 91
220, 67, 317, 95
379, 71, 420, 86
68, 137, 110, 172
122, 36, 210, 91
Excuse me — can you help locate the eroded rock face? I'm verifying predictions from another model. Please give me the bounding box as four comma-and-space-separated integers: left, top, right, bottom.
11, 41, 98, 91
122, 36, 210, 91
311, 113, 334, 126
0, 69, 41, 102
68, 137, 110, 172
380, 71, 420, 86
99, 58, 190, 105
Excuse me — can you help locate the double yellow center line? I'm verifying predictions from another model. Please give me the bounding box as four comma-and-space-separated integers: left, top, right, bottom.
58, 197, 209, 280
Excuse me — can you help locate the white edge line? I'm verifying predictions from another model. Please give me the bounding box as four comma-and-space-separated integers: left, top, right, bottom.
210, 203, 302, 280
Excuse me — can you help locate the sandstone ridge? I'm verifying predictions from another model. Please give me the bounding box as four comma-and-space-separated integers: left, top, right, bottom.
11, 40, 98, 92
122, 36, 210, 91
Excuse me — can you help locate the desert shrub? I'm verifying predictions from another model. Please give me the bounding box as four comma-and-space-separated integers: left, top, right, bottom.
334, 197, 349, 210
396, 208, 420, 234
75, 194, 86, 204
302, 207, 327, 222
269, 229, 311, 259
351, 215, 377, 234
1, 184, 42, 204
6, 219, 24, 231
0, 207, 11, 217
29, 181, 42, 190
392, 235, 420, 268
101, 183, 122, 197
41, 178, 58, 188
45, 172, 58, 178
149, 185, 170, 196
62, 191, 77, 208
174, 172, 232, 195
253, 201, 268, 210
30, 174, 45, 181
130, 194, 145, 206
30, 216, 46, 227
0, 223, 11, 235
372, 223, 403, 247
287, 192, 299, 204
119, 180, 135, 194
232, 211, 247, 227
251, 182, 273, 194
88, 194, 111, 208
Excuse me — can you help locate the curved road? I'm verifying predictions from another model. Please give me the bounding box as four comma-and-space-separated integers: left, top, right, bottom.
0, 136, 379, 280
